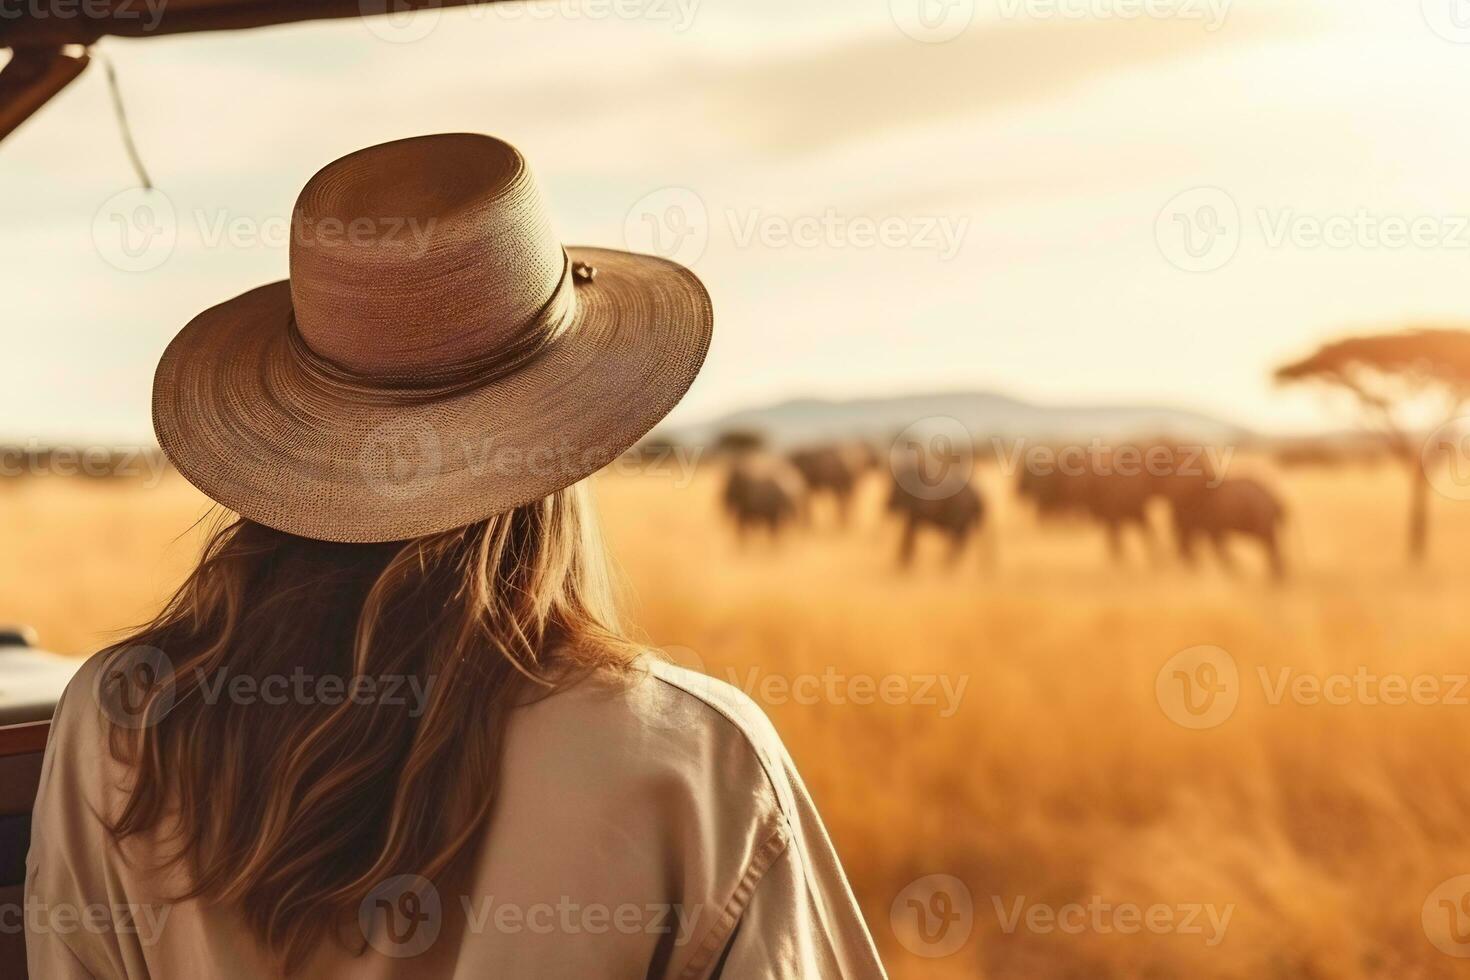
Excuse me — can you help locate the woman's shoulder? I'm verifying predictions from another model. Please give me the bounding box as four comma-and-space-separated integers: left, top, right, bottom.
27, 649, 137, 879
510, 652, 799, 820
45, 648, 113, 746
49, 645, 160, 742
535, 653, 787, 757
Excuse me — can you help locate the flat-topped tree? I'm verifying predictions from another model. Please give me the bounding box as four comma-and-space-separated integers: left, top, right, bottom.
1276, 328, 1470, 563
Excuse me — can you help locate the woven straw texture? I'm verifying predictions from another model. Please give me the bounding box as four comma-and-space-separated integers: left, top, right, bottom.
152, 134, 712, 542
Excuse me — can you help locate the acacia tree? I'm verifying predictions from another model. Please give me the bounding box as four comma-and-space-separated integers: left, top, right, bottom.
1276, 328, 1470, 563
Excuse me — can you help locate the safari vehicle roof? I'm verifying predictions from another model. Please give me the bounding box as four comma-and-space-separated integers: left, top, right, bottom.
0, 0, 495, 141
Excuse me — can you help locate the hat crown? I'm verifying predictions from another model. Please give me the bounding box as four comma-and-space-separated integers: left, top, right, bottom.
288, 133, 565, 378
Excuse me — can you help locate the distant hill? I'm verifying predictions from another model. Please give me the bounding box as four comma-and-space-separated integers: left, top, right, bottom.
666, 391, 1254, 448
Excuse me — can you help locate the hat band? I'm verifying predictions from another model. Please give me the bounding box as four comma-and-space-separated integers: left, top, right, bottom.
282, 250, 582, 406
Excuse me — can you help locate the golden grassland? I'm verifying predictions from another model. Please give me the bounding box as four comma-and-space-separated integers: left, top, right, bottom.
5, 460, 1470, 978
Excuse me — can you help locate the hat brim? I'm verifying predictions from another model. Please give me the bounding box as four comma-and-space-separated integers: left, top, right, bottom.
152, 246, 712, 543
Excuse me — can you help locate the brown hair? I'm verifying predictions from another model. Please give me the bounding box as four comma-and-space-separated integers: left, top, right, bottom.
101, 484, 635, 971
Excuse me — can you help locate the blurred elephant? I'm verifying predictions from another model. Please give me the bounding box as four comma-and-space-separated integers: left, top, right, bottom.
787, 442, 877, 527
1016, 464, 1159, 564
887, 468, 986, 567
722, 454, 808, 543
1160, 475, 1286, 579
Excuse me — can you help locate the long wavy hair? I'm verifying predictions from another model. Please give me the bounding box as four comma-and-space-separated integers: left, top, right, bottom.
100, 484, 636, 971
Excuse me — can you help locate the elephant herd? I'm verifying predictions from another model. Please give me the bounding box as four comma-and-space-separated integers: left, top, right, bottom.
1017, 450, 1287, 578
720, 441, 1288, 578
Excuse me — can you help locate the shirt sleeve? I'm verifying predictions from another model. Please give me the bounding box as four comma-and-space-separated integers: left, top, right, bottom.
642, 661, 890, 980
708, 840, 887, 980
704, 749, 888, 980
24, 657, 125, 980
25, 862, 98, 980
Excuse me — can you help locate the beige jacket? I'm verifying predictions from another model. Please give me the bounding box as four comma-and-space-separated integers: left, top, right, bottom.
26, 654, 888, 979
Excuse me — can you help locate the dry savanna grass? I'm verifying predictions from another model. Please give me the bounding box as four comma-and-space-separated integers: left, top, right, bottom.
4, 458, 1470, 979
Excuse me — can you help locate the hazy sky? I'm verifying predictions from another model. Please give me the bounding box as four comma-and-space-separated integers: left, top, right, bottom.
5, 0, 1470, 444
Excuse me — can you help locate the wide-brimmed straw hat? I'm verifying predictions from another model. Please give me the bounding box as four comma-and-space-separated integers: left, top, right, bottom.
153, 133, 712, 543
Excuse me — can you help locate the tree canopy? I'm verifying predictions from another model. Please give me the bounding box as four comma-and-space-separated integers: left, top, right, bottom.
1276, 328, 1470, 392
1275, 327, 1470, 562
